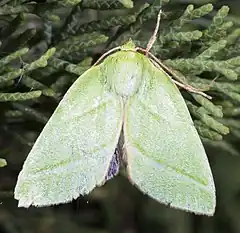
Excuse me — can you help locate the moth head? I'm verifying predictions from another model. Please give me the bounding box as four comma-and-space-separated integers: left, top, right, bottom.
120, 40, 136, 51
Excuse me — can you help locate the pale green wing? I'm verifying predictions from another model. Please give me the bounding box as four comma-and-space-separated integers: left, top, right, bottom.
124, 57, 215, 215
14, 65, 123, 207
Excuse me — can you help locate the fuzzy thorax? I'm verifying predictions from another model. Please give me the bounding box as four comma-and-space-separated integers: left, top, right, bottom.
101, 50, 144, 97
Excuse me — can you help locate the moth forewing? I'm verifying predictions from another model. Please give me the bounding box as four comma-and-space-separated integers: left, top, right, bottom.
14, 65, 124, 207
123, 54, 216, 215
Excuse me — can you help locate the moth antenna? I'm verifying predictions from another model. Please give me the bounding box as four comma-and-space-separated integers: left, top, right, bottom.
151, 57, 212, 99
137, 9, 213, 99
172, 80, 212, 100
138, 48, 212, 99
93, 46, 121, 66
145, 9, 162, 54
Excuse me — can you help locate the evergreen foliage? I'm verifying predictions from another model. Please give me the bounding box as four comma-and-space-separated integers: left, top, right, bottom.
0, 1, 239, 232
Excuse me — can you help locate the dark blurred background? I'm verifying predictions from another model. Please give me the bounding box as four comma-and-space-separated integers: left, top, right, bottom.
0, 0, 239, 233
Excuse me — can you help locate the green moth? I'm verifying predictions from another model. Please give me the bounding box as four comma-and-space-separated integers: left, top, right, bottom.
14, 41, 216, 216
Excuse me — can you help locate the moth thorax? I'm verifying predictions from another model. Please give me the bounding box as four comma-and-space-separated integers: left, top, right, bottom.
106, 53, 143, 97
